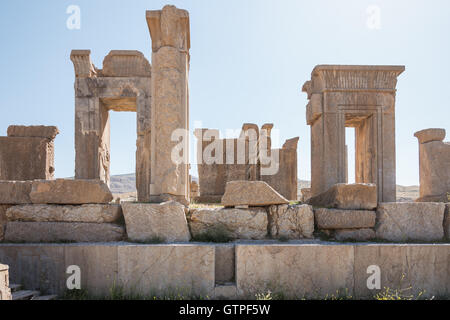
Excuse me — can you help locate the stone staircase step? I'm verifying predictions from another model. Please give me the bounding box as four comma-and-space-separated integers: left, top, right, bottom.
31, 295, 58, 301
214, 283, 237, 300
12, 290, 40, 300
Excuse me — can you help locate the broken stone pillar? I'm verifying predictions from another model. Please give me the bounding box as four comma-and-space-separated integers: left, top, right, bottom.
147, 5, 190, 205
414, 128, 450, 202
70, 50, 152, 201
0, 126, 59, 180
261, 137, 299, 200
303, 65, 405, 202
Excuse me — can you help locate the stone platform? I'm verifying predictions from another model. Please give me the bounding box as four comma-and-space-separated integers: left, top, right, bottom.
0, 241, 448, 299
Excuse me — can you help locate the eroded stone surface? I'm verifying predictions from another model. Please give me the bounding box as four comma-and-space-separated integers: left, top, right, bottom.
188, 208, 268, 240
308, 183, 377, 210
7, 126, 59, 140
236, 244, 354, 299
147, 5, 190, 205
414, 128, 446, 144
334, 228, 375, 241
6, 204, 122, 223
268, 204, 314, 239
0, 181, 32, 204
376, 202, 445, 241
314, 208, 376, 229
415, 129, 450, 202
122, 201, 190, 242
4, 222, 125, 243
221, 181, 288, 207
30, 179, 113, 204
117, 244, 214, 297
0, 137, 56, 181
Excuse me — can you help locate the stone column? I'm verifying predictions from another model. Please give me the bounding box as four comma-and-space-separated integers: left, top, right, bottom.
414, 128, 450, 202
71, 50, 111, 185
147, 6, 190, 205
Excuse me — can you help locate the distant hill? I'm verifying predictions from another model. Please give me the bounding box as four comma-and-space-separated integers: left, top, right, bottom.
111, 173, 419, 202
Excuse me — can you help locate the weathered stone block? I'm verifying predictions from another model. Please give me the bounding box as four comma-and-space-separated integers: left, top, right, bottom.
314, 208, 376, 229
0, 181, 32, 204
0, 263, 11, 300
334, 228, 375, 241
354, 244, 450, 299
268, 204, 314, 239
6, 204, 123, 223
118, 244, 215, 297
122, 202, 191, 242
4, 222, 125, 243
30, 179, 113, 204
236, 244, 354, 299
221, 181, 289, 207
0, 137, 55, 180
376, 202, 445, 241
308, 183, 377, 210
7, 126, 59, 139
414, 128, 446, 144
415, 129, 450, 202
101, 50, 151, 77
188, 208, 268, 240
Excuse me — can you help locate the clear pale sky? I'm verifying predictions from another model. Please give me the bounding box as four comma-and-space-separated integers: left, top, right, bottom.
1, 0, 449, 186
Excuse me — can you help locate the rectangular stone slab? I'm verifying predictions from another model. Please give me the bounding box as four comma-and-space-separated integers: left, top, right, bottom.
308, 183, 377, 210
122, 202, 191, 242
0, 181, 32, 204
314, 208, 376, 229
236, 244, 354, 299
6, 204, 123, 223
0, 137, 55, 180
4, 222, 125, 243
30, 179, 113, 204
376, 202, 445, 241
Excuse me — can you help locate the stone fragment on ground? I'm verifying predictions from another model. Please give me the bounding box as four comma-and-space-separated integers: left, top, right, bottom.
221, 181, 289, 207
308, 183, 377, 210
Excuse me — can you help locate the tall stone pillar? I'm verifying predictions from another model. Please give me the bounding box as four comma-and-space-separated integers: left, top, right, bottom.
147, 6, 190, 205
71, 50, 111, 185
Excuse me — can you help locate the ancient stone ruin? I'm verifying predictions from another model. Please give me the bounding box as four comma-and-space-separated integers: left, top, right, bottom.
302, 65, 405, 203
0, 5, 449, 300
194, 123, 299, 201
0, 126, 59, 180
71, 5, 190, 205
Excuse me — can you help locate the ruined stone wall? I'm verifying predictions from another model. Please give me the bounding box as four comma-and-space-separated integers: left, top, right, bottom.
0, 126, 58, 180
195, 124, 299, 201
